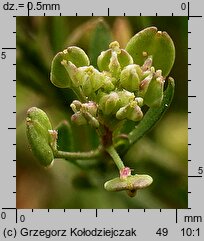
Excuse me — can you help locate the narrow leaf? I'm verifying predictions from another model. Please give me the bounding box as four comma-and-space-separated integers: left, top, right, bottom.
89, 18, 112, 67
49, 17, 68, 53
56, 120, 74, 152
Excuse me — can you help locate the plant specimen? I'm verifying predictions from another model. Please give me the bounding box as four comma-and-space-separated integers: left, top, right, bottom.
26, 26, 175, 197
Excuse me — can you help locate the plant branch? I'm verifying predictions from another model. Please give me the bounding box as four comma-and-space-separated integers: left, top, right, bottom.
54, 145, 103, 161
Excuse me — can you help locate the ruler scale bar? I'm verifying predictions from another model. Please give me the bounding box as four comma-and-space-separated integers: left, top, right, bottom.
2, 48, 16, 50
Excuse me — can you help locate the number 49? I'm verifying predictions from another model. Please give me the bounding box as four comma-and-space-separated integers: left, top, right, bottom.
156, 228, 168, 236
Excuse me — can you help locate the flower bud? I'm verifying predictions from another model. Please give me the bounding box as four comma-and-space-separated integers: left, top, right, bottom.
109, 41, 134, 69
78, 66, 105, 96
97, 41, 133, 72
82, 101, 98, 117
127, 104, 143, 122
71, 112, 87, 125
108, 51, 121, 78
99, 92, 120, 115
141, 56, 153, 71
50, 46, 90, 88
144, 76, 164, 107
141, 69, 152, 80
102, 75, 115, 92
81, 75, 92, 97
26, 107, 54, 167
116, 101, 143, 122
135, 97, 144, 107
64, 62, 103, 89
82, 112, 99, 128
61, 60, 80, 87
155, 69, 162, 78
104, 174, 153, 197
115, 106, 128, 120
117, 90, 135, 106
139, 74, 152, 97
120, 64, 140, 92
70, 100, 82, 113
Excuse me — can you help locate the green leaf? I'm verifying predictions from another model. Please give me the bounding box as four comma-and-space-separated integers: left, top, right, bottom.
56, 120, 74, 152
126, 27, 175, 77
89, 18, 112, 68
50, 46, 90, 88
119, 77, 175, 154
49, 17, 68, 53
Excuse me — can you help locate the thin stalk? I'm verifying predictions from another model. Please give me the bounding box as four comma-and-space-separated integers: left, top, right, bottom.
54, 145, 103, 161
106, 145, 125, 170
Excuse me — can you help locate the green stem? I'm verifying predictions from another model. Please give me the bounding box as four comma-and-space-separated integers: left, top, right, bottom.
106, 145, 125, 170
54, 145, 103, 161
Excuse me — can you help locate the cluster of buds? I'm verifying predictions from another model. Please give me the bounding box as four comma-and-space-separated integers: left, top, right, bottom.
51, 41, 165, 128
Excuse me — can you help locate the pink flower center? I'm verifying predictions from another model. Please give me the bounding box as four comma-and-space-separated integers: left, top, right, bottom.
120, 167, 131, 180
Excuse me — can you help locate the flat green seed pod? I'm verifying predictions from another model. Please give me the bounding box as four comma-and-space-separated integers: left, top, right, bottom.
26, 107, 54, 167
126, 27, 175, 77
104, 174, 153, 197
27, 107, 52, 136
50, 46, 90, 88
